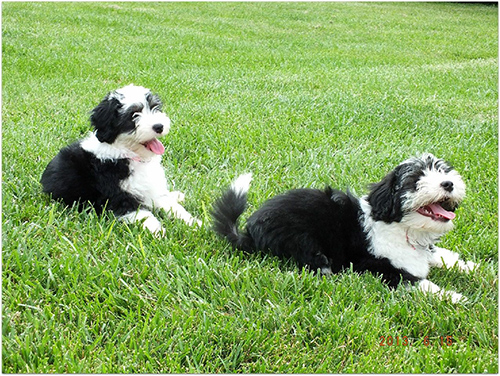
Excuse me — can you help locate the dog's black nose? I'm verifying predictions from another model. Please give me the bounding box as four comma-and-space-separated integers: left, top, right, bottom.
441, 181, 454, 192
152, 124, 164, 134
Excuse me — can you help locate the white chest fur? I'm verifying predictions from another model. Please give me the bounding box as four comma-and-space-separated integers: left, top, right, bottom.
360, 198, 431, 279
120, 157, 169, 207
81, 132, 171, 209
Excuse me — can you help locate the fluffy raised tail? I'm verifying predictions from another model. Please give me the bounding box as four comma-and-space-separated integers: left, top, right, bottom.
211, 173, 255, 252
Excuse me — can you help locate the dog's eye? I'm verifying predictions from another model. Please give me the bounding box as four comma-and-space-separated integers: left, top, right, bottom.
132, 112, 141, 120
151, 105, 162, 113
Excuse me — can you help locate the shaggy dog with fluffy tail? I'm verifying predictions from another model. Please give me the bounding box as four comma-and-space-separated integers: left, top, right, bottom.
212, 154, 476, 302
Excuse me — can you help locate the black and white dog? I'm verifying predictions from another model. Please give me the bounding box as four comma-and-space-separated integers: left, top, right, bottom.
212, 154, 476, 302
41, 84, 200, 235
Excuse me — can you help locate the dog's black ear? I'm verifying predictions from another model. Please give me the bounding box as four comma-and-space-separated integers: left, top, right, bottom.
367, 168, 403, 223
90, 96, 122, 143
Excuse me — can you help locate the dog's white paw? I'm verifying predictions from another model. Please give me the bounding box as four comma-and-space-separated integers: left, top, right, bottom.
186, 217, 202, 227
143, 216, 165, 237
449, 291, 467, 304
169, 191, 185, 203
172, 208, 201, 227
418, 279, 467, 304
121, 210, 166, 237
440, 288, 467, 304
459, 260, 478, 274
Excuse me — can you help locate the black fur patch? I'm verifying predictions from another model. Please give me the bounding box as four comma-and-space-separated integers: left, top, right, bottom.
90, 95, 141, 144
212, 184, 420, 287
41, 141, 141, 216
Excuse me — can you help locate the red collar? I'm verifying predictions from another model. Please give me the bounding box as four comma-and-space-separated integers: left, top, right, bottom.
406, 230, 417, 251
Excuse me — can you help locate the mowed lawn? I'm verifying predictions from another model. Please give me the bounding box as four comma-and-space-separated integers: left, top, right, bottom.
2, 2, 498, 373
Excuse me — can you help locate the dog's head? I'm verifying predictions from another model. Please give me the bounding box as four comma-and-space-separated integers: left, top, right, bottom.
367, 154, 466, 233
90, 85, 171, 158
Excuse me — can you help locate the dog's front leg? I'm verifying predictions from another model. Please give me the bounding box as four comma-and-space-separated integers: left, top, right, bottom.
169, 203, 202, 226
417, 279, 466, 303
165, 190, 185, 203
120, 209, 166, 237
157, 196, 201, 227
430, 247, 477, 273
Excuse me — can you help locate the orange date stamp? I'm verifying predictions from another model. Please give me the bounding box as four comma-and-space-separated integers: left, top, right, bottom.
379, 335, 454, 347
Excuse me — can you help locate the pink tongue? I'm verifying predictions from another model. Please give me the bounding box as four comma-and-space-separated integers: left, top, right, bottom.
428, 203, 455, 220
144, 139, 165, 155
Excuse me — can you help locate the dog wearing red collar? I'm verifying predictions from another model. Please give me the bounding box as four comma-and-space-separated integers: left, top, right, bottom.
212, 155, 477, 302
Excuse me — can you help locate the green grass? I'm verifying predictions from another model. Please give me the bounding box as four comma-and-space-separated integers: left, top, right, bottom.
2, 2, 498, 373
